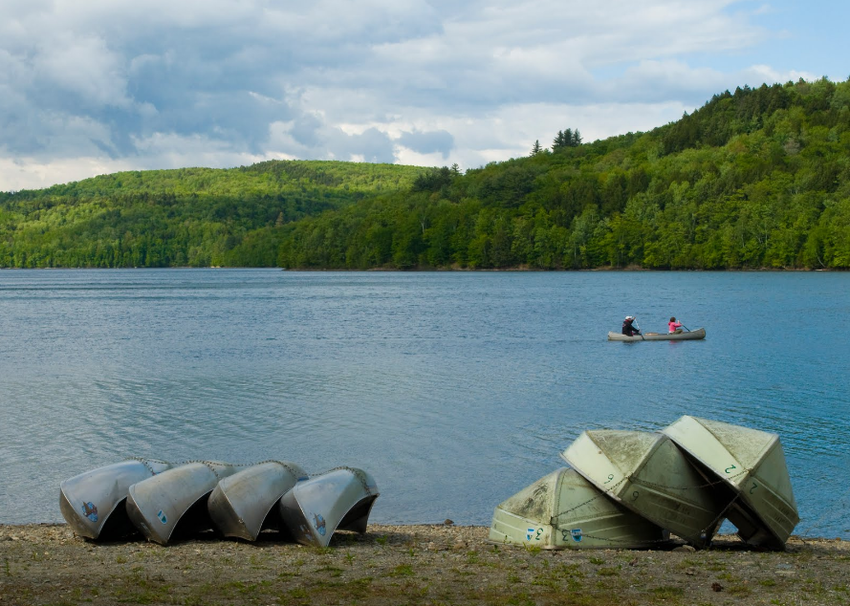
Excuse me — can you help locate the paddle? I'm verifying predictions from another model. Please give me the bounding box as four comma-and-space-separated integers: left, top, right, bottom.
634, 320, 645, 340
681, 324, 691, 332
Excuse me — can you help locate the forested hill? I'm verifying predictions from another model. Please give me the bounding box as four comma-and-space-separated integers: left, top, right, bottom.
0, 161, 427, 267
278, 78, 850, 270
3, 77, 850, 269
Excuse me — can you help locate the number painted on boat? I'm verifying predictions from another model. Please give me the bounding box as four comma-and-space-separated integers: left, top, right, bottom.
749, 482, 758, 494
631, 490, 640, 501
724, 464, 737, 474
604, 473, 615, 484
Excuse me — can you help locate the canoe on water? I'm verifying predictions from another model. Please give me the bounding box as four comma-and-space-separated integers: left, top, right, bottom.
608, 327, 706, 342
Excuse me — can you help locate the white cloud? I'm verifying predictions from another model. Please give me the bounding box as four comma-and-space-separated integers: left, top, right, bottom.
33, 34, 131, 109
0, 0, 843, 190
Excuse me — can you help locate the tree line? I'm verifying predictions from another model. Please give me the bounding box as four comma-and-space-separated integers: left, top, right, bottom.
2, 78, 849, 269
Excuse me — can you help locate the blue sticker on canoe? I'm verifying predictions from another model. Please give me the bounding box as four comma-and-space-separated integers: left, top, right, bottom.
81, 502, 98, 523
157, 510, 167, 524
313, 513, 326, 536
571, 528, 582, 542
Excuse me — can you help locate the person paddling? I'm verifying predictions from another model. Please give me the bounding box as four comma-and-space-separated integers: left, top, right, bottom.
622, 316, 641, 336
668, 317, 683, 333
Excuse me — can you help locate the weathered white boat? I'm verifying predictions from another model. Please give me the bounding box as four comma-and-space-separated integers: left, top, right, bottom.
126, 461, 239, 545
561, 430, 727, 548
59, 459, 171, 540
489, 467, 669, 549
207, 461, 308, 541
662, 416, 799, 550
608, 328, 706, 342
278, 467, 379, 547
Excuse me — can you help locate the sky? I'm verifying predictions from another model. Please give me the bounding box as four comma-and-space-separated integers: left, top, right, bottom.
1, 0, 848, 192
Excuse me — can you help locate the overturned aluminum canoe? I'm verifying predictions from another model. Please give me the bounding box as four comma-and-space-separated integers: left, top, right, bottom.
608, 328, 706, 342
279, 467, 379, 547
561, 430, 727, 548
489, 467, 669, 549
126, 461, 239, 545
208, 461, 308, 541
662, 415, 799, 550
59, 459, 171, 540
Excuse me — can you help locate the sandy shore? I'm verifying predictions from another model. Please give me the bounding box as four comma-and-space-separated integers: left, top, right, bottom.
1, 524, 848, 605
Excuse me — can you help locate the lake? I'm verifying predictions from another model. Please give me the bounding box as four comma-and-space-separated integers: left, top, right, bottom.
0, 269, 847, 540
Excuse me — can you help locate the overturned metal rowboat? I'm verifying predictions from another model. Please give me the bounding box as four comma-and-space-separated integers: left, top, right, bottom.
59, 459, 171, 540
662, 415, 799, 550
207, 461, 308, 541
561, 430, 728, 548
126, 461, 239, 545
278, 467, 379, 547
489, 467, 669, 549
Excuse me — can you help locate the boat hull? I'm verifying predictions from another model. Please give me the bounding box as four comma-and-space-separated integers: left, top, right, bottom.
662, 416, 799, 550
561, 430, 727, 548
608, 328, 706, 341
208, 461, 308, 541
279, 467, 379, 547
59, 459, 171, 540
489, 467, 669, 549
126, 461, 239, 545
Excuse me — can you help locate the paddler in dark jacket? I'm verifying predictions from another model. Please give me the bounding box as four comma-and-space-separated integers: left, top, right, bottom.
622, 315, 641, 336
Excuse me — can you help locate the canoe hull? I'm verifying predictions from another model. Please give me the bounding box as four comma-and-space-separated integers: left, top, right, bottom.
561, 430, 727, 548
126, 462, 238, 545
662, 416, 799, 550
489, 467, 669, 549
208, 461, 308, 541
608, 328, 706, 342
59, 459, 171, 540
279, 467, 379, 547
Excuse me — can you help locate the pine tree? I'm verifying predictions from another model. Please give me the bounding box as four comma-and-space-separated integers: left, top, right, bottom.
571, 129, 582, 146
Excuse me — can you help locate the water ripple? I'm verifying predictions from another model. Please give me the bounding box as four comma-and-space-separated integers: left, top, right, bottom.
1, 269, 848, 537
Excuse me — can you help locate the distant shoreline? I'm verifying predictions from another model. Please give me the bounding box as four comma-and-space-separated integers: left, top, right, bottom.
0, 265, 843, 272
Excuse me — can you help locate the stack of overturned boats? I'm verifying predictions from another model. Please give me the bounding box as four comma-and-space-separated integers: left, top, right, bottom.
60, 459, 379, 546
489, 416, 799, 551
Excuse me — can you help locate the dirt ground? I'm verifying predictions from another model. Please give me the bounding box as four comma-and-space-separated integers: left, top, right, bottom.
1, 523, 848, 605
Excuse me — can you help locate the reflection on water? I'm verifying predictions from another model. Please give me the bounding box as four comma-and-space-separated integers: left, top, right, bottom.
1, 269, 848, 539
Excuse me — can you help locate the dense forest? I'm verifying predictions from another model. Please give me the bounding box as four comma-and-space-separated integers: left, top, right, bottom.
2, 77, 850, 269
0, 161, 426, 267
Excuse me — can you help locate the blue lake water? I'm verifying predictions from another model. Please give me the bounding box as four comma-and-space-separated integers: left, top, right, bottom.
0, 269, 848, 539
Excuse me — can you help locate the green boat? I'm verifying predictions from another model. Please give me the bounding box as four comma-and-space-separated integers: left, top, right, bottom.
662, 416, 799, 550
489, 467, 669, 549
561, 430, 727, 548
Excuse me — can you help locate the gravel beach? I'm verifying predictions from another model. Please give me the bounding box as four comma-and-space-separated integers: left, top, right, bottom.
1, 524, 848, 605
